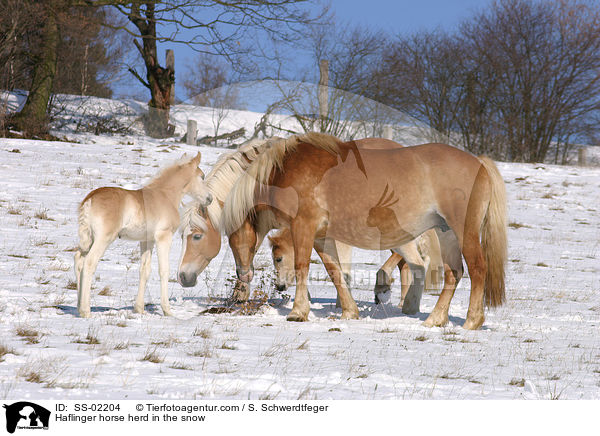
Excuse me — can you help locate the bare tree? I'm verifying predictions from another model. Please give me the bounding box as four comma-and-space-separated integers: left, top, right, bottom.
182, 54, 243, 144
267, 22, 396, 139
373, 0, 600, 162
372, 30, 467, 144
10, 0, 325, 137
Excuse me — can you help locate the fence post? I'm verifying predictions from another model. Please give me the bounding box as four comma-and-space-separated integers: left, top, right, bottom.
186, 120, 197, 145
578, 147, 587, 166
383, 125, 393, 140
318, 60, 329, 129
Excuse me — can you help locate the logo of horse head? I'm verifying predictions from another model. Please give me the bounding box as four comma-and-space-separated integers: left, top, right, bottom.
3, 402, 50, 434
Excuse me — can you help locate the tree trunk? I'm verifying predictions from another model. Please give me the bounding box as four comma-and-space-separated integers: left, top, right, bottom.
12, 8, 59, 135
128, 4, 175, 138
145, 62, 174, 138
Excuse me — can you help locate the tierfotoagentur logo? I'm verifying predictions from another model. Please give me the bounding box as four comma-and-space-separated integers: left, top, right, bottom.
3, 402, 50, 434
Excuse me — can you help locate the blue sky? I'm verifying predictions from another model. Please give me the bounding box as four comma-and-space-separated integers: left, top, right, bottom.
329, 0, 493, 34
116, 0, 496, 100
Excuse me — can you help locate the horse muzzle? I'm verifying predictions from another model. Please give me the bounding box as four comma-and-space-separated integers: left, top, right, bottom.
178, 271, 198, 287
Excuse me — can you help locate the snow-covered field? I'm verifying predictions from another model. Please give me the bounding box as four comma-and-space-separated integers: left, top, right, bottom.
0, 95, 599, 400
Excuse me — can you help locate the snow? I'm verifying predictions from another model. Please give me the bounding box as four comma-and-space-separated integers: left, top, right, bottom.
0, 94, 599, 400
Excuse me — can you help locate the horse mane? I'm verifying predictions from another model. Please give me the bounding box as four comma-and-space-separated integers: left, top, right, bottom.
180, 138, 277, 232
179, 202, 209, 234
146, 153, 198, 189
222, 132, 344, 234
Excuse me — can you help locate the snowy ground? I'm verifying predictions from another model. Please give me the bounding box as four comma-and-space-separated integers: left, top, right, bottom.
0, 96, 599, 400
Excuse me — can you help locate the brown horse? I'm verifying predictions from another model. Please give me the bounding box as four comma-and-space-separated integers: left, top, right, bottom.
222, 133, 507, 329
74, 153, 212, 318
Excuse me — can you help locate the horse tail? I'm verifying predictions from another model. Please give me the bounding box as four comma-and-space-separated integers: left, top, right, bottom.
479, 156, 507, 307
77, 198, 94, 255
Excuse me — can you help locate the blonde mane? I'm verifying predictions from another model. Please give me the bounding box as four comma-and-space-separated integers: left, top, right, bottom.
222, 132, 344, 234
146, 153, 198, 189
180, 138, 278, 233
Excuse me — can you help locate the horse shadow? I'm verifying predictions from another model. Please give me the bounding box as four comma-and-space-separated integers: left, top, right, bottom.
267, 296, 468, 326
56, 304, 163, 316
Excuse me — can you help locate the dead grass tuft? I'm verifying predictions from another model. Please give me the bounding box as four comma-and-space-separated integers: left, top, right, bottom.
0, 343, 16, 361
34, 208, 54, 221
98, 286, 112, 296
192, 326, 211, 339
141, 347, 165, 364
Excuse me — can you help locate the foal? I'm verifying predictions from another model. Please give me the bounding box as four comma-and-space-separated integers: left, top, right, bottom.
74, 153, 212, 318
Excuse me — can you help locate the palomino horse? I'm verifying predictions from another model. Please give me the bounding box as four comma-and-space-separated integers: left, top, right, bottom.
177, 139, 272, 290
267, 226, 445, 306
74, 153, 212, 318
222, 132, 507, 330
178, 137, 445, 308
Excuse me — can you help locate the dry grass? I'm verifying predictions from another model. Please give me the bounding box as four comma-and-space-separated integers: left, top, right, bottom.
141, 347, 165, 364
509, 222, 530, 229
15, 326, 42, 344
0, 343, 16, 361
98, 286, 112, 296
34, 208, 54, 221
73, 328, 100, 345
65, 280, 77, 290
7, 204, 23, 215
192, 326, 212, 339
169, 361, 193, 371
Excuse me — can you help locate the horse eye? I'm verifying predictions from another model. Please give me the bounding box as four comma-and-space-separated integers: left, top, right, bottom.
192, 234, 203, 241
275, 257, 282, 263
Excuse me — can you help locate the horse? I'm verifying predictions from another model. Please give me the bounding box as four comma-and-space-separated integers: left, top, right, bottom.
179, 137, 448, 307
267, 226, 445, 306
177, 139, 272, 291
222, 132, 507, 330
74, 152, 212, 318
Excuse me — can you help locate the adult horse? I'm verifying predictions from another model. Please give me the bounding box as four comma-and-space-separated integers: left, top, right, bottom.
179, 137, 448, 308
222, 132, 507, 330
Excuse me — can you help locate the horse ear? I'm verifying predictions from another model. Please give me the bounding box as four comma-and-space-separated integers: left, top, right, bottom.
267, 235, 275, 245
194, 152, 202, 165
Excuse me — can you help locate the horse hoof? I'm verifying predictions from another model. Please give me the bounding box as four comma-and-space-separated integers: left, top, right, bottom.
462, 318, 484, 330
341, 311, 359, 320
287, 312, 308, 322
423, 315, 448, 328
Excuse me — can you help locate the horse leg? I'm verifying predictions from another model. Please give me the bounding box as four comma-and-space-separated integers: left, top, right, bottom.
314, 238, 359, 319
393, 241, 426, 315
398, 258, 408, 306
424, 229, 463, 327
133, 240, 154, 314
374, 251, 403, 304
155, 231, 174, 316
399, 254, 430, 307
287, 219, 316, 322
78, 237, 111, 318
334, 241, 353, 308
74, 250, 84, 297
461, 232, 487, 330
231, 227, 268, 303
